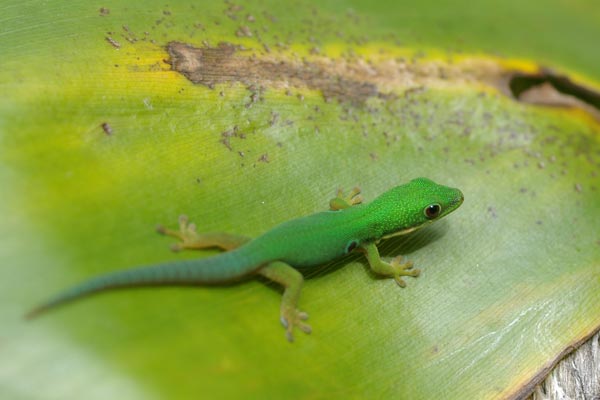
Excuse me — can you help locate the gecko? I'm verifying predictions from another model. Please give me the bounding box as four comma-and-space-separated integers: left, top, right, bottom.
27, 177, 464, 342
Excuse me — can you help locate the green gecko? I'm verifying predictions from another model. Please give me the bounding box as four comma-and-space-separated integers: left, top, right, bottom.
28, 177, 463, 342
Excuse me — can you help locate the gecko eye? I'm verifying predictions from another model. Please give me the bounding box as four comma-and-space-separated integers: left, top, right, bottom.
424, 204, 441, 219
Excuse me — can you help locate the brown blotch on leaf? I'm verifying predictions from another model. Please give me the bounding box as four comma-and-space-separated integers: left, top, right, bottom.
166, 41, 379, 106
166, 41, 600, 119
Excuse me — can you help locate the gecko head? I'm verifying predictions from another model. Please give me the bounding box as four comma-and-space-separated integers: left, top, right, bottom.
410, 177, 464, 221
377, 177, 464, 237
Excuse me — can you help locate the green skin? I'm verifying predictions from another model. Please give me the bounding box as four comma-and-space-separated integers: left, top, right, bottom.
28, 177, 464, 342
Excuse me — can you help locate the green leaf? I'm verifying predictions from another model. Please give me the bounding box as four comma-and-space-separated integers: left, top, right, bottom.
2, 1, 599, 399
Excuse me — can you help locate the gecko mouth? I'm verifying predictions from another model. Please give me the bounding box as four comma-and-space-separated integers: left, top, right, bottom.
381, 222, 431, 240
450, 191, 465, 208
456, 193, 465, 205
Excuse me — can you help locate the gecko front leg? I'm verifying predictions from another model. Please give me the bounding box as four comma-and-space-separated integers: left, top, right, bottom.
359, 243, 420, 287
329, 186, 363, 210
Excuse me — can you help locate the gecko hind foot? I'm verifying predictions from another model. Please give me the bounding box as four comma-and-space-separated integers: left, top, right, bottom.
156, 215, 201, 252
280, 308, 312, 342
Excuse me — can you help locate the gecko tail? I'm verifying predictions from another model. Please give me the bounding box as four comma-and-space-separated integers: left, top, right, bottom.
26, 249, 263, 319
24, 265, 170, 319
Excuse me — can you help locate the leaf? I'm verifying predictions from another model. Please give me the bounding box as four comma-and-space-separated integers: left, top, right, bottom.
1, 1, 599, 399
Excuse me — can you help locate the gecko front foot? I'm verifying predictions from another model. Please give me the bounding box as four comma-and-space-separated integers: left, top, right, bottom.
329, 187, 363, 210
156, 215, 201, 252
280, 307, 312, 342
389, 256, 420, 287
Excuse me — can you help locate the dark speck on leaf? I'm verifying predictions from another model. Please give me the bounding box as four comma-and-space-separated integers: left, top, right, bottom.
236, 25, 252, 37
101, 122, 113, 135
105, 36, 121, 49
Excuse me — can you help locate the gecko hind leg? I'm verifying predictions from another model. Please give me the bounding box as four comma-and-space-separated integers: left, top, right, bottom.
156, 214, 251, 252
158, 216, 310, 342
259, 261, 311, 343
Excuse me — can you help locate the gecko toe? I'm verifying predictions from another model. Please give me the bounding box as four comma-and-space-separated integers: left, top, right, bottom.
286, 331, 295, 343
280, 316, 289, 329
298, 311, 309, 320
299, 323, 312, 334
394, 276, 407, 287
